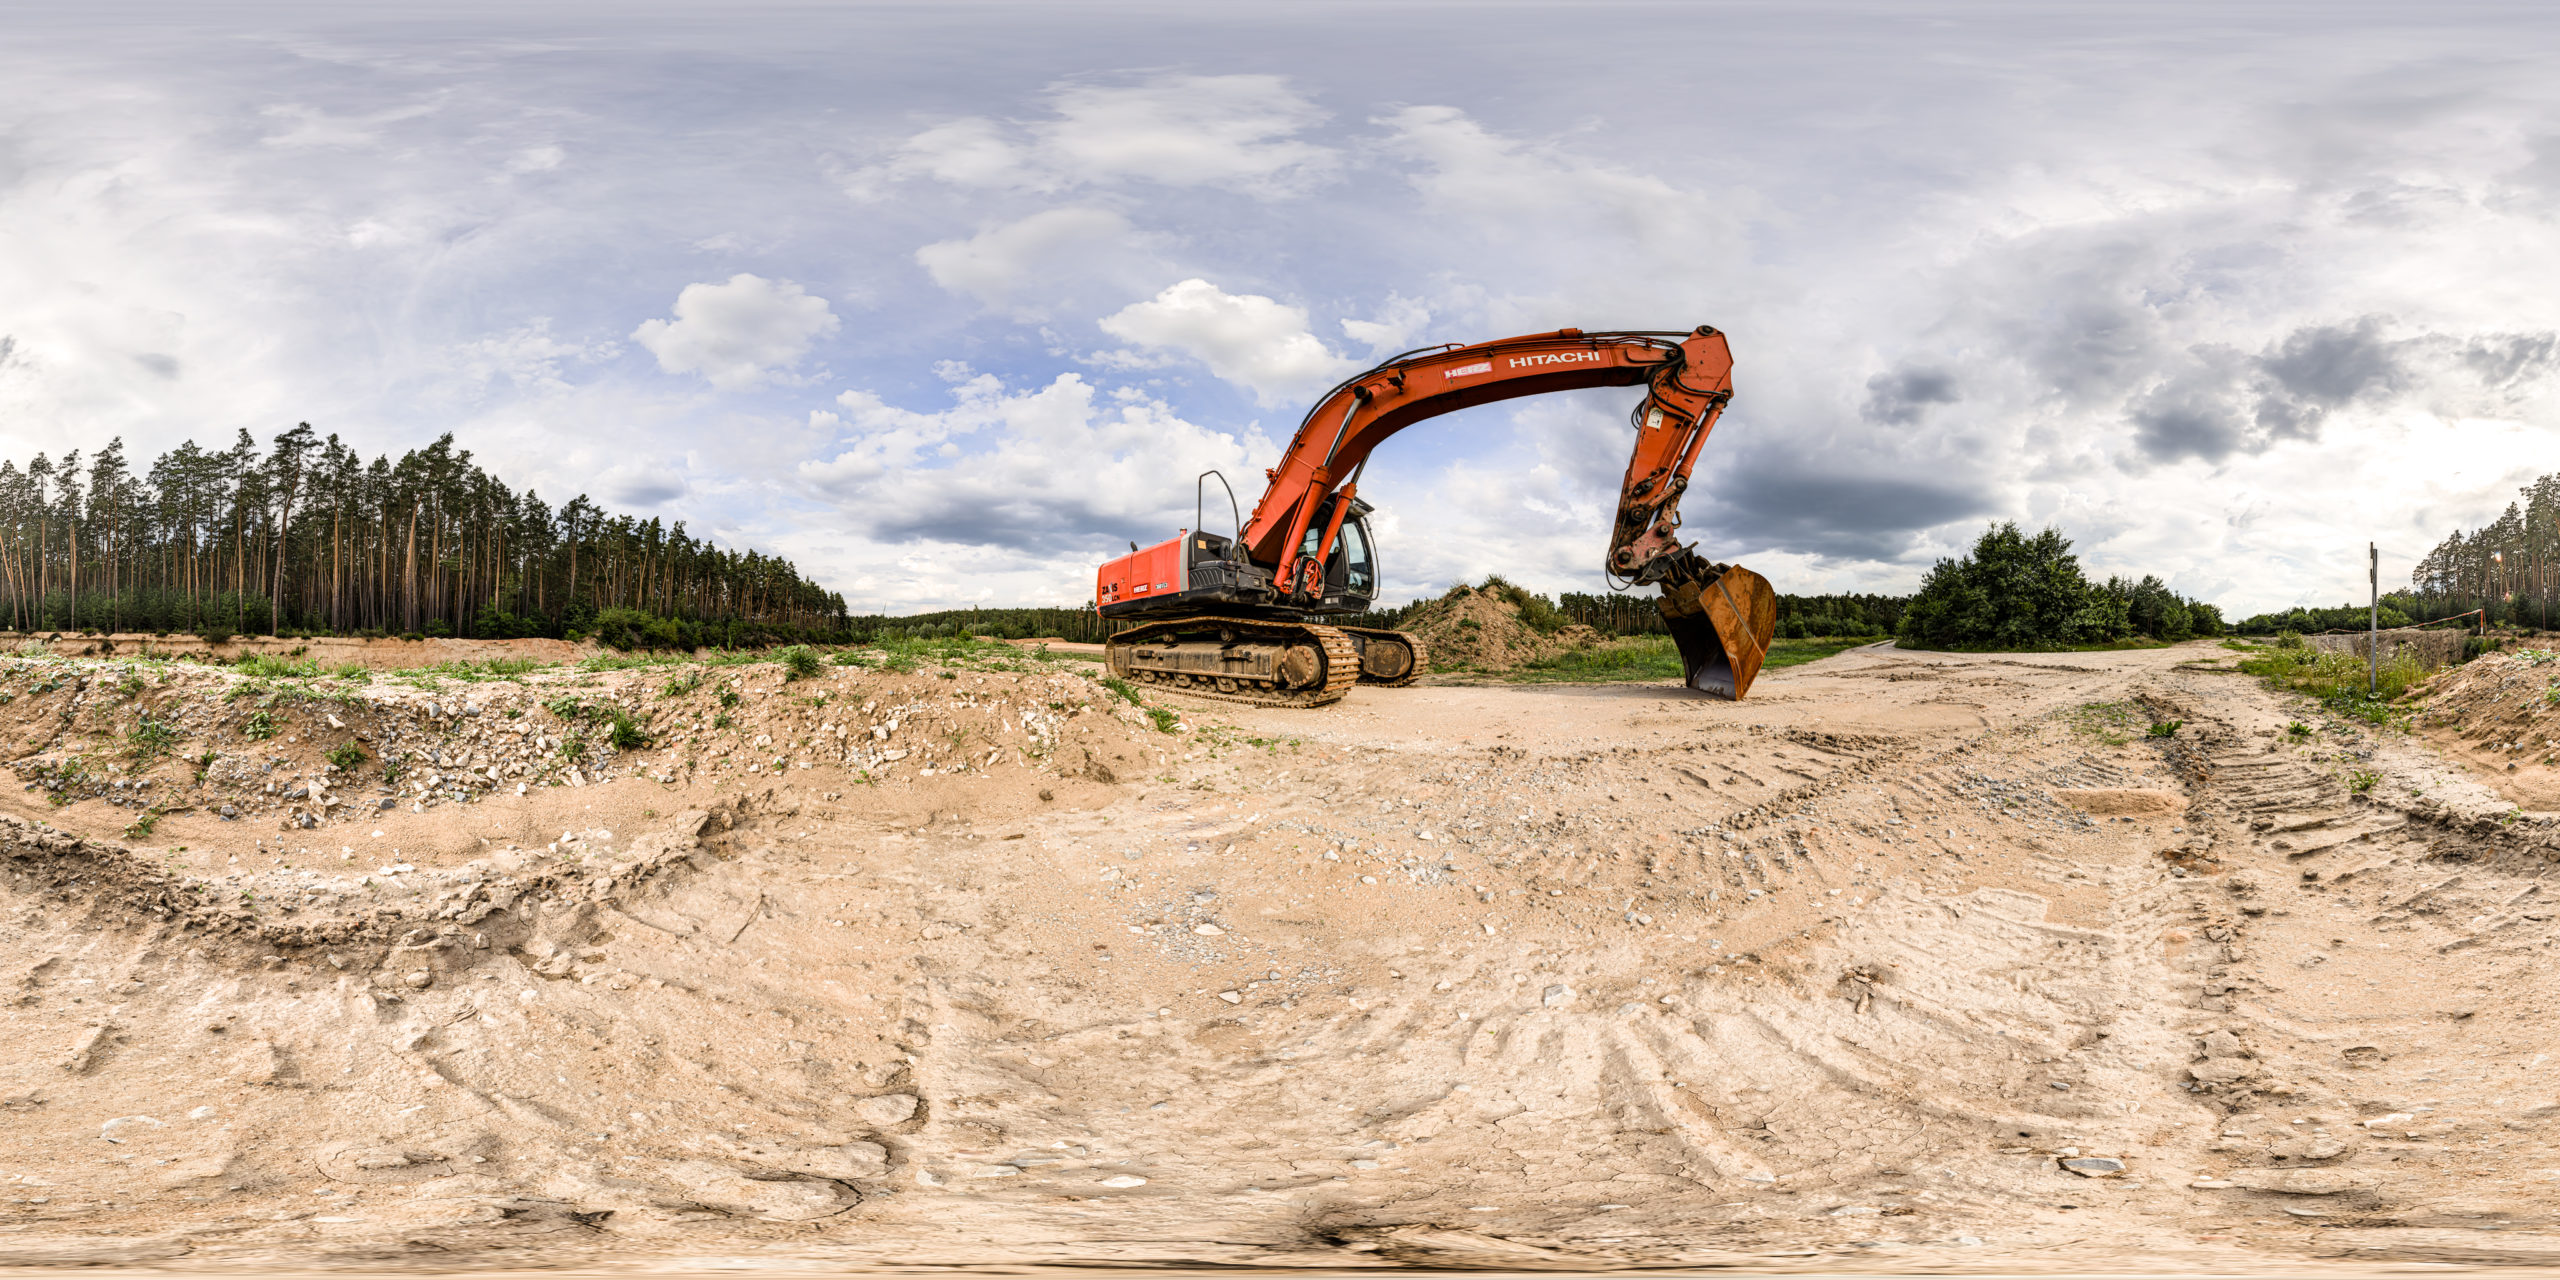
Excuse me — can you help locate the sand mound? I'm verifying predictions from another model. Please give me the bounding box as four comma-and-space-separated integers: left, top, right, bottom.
1399, 581, 1602, 672
2056, 786, 2185, 816
2410, 645, 2560, 808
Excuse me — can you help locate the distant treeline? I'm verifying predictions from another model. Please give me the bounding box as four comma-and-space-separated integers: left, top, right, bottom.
1, 428, 845, 644
1898, 522, 2224, 650
2229, 595, 2429, 635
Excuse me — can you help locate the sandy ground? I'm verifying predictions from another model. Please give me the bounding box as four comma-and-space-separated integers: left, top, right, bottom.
3, 639, 2560, 1274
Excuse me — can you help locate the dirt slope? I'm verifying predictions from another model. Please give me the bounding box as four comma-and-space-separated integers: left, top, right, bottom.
3, 641, 2560, 1271
2412, 645, 2560, 809
1398, 584, 1599, 672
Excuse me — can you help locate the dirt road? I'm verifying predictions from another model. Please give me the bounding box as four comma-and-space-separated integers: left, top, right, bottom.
3, 639, 2557, 1272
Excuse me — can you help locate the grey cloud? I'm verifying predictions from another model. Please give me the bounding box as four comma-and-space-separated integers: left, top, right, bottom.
2258, 317, 2399, 407
2460, 332, 2560, 388
1698, 461, 1993, 561
133, 352, 180, 380
0, 336, 15, 369
1861, 365, 1959, 425
607, 470, 688, 506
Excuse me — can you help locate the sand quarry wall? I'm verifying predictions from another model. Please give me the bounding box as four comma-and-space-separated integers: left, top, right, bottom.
7, 631, 606, 671
2303, 626, 2468, 671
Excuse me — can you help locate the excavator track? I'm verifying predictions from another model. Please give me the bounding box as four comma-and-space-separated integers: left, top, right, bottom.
1336, 626, 1429, 687
1107, 617, 1364, 709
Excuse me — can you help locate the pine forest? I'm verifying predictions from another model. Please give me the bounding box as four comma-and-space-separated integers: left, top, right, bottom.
0, 427, 846, 644
2412, 472, 2560, 631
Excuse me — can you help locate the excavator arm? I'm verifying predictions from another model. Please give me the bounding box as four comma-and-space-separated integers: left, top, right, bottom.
1243, 325, 1773, 697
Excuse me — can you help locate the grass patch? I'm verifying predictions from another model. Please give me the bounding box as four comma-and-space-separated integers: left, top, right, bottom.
2071, 701, 2142, 745
124, 715, 180, 763
1099, 675, 1146, 705
2239, 645, 2423, 728
2148, 719, 2184, 738
325, 742, 367, 771
241, 710, 280, 741
235, 654, 320, 680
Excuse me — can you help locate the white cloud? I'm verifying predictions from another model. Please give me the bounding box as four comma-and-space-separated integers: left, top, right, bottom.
1096, 279, 1357, 406
631, 274, 839, 389
788, 371, 1274, 610
914, 207, 1141, 309
1340, 294, 1432, 354
848, 73, 1338, 199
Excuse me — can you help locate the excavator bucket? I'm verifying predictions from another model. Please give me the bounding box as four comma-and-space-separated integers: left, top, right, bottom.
1657, 564, 1776, 700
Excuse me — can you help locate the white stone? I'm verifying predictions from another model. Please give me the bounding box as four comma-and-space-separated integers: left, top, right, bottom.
1099, 1174, 1148, 1188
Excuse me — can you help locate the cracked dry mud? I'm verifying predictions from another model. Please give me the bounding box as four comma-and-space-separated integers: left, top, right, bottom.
5, 640, 2560, 1273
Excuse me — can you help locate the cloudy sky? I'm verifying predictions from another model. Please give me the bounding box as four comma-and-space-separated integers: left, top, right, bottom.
4, 0, 2555, 615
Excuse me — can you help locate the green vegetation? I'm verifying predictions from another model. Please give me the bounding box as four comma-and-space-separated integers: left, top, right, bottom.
233, 653, 320, 680
1897, 522, 2220, 651
241, 710, 280, 741
1099, 675, 1145, 705
123, 805, 165, 839
124, 715, 180, 763
606, 708, 651, 750
2148, 719, 2184, 738
778, 645, 824, 681
2347, 769, 2380, 794
2071, 701, 2142, 746
0, 430, 846, 641
325, 742, 367, 771
2237, 645, 2423, 726
329, 662, 371, 681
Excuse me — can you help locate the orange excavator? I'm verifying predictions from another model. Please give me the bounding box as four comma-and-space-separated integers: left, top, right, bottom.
1093, 326, 1775, 708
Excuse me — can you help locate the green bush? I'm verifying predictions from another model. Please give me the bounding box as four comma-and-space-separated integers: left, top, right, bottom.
326, 742, 367, 770
234, 654, 319, 679
778, 645, 823, 681
1898, 523, 2100, 650
607, 708, 650, 750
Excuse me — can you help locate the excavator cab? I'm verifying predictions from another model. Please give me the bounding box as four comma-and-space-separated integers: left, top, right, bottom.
1297, 496, 1378, 614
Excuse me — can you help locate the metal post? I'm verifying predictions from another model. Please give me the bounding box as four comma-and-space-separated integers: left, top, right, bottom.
2368, 542, 2379, 697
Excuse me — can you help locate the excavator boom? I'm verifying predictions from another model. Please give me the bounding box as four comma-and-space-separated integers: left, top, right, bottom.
1096, 325, 1775, 704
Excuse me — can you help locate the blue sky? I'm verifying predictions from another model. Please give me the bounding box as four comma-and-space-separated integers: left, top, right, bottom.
4, 1, 2556, 614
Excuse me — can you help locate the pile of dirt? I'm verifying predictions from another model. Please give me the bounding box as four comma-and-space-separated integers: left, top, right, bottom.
2409, 645, 2560, 807
1399, 581, 1601, 672
3, 649, 1169, 862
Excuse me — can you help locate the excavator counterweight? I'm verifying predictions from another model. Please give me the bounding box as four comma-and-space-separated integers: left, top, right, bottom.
1094, 325, 1776, 706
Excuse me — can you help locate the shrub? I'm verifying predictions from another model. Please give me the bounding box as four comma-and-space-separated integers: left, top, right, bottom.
235, 654, 319, 679
326, 742, 367, 771
2347, 769, 2380, 794
2147, 720, 2183, 737
607, 708, 650, 750
241, 710, 280, 740
1898, 522, 2097, 650
199, 626, 234, 646
778, 645, 824, 681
